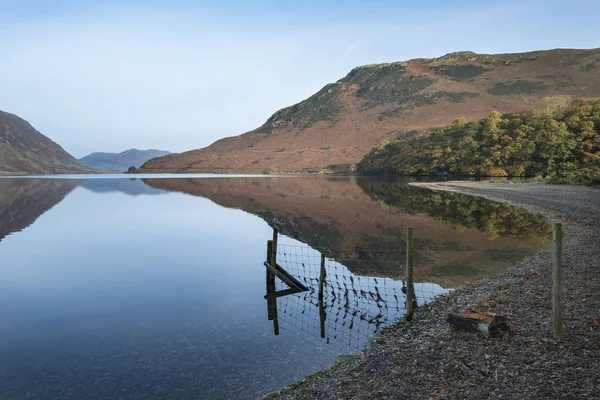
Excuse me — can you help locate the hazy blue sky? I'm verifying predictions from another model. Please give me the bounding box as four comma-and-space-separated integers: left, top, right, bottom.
1, 0, 599, 157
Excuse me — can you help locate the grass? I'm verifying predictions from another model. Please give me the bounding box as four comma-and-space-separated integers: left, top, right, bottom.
431, 65, 490, 81
445, 91, 479, 102
357, 75, 434, 108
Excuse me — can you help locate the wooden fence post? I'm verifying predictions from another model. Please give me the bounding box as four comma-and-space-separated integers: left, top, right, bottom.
406, 226, 414, 322
271, 227, 279, 271
553, 222, 564, 339
319, 254, 327, 338
266, 240, 275, 287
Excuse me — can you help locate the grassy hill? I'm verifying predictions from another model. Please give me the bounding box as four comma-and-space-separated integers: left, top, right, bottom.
79, 149, 171, 171
0, 110, 98, 175
136, 48, 600, 174
358, 98, 600, 185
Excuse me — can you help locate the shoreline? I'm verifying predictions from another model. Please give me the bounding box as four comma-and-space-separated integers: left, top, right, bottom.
265, 181, 600, 399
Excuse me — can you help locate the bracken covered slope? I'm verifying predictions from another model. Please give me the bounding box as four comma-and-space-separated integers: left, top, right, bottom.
137, 48, 600, 174
0, 110, 98, 175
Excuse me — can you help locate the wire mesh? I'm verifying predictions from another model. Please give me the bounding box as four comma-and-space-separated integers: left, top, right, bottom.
265, 243, 449, 353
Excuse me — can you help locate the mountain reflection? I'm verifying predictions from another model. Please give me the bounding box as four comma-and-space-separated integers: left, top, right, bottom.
0, 179, 81, 242
143, 177, 552, 288
80, 178, 167, 196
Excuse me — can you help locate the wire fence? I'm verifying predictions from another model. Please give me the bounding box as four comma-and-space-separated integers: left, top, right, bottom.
262, 220, 550, 352
266, 243, 448, 353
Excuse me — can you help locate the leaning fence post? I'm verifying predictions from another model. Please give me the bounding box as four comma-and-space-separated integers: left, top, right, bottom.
406, 226, 414, 322
553, 222, 564, 339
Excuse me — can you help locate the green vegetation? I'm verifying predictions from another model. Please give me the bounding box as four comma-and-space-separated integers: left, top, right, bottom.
445, 91, 479, 103
378, 91, 479, 120
356, 75, 434, 107
488, 80, 547, 95
359, 98, 600, 185
263, 167, 279, 174
431, 65, 490, 81
255, 82, 344, 133
339, 62, 407, 86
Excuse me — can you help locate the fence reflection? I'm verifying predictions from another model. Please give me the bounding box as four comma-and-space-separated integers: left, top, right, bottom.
263, 241, 449, 352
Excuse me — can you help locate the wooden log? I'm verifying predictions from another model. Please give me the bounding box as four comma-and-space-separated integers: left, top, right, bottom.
264, 261, 309, 292
447, 313, 509, 337
263, 261, 309, 292
264, 288, 302, 299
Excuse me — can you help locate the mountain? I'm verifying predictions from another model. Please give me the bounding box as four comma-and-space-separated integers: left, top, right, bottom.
135, 48, 600, 174
0, 111, 99, 175
79, 149, 171, 171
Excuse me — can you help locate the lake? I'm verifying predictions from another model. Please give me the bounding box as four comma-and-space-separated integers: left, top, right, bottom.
0, 176, 551, 399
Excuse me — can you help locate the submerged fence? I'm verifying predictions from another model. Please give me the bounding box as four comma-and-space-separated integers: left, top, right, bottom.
263, 227, 449, 352
263, 222, 565, 347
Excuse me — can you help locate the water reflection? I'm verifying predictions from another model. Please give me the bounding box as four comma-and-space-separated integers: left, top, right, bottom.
80, 178, 167, 196
263, 236, 447, 351
0, 176, 552, 399
0, 178, 80, 242
144, 177, 551, 287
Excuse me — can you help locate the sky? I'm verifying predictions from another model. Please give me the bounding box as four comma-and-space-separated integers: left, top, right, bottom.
0, 0, 599, 158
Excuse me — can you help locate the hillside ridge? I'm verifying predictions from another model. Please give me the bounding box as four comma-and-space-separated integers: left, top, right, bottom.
136, 47, 600, 174
0, 110, 98, 175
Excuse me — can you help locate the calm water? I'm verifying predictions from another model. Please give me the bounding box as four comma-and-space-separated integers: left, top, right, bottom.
0, 176, 551, 399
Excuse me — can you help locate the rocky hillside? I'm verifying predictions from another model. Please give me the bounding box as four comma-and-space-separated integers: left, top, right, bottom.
80, 149, 171, 171
136, 48, 600, 174
0, 111, 98, 175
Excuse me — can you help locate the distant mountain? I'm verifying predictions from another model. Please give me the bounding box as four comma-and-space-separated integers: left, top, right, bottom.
79, 149, 171, 171
0, 110, 98, 175
135, 47, 600, 174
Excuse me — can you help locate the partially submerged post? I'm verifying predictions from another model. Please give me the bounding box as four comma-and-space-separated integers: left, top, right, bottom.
553, 222, 564, 339
271, 227, 279, 272
319, 254, 326, 338
406, 226, 414, 322
263, 227, 309, 336
265, 240, 279, 334
266, 240, 275, 287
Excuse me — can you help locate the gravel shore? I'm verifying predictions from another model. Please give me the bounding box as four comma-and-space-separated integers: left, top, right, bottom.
266, 181, 600, 400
